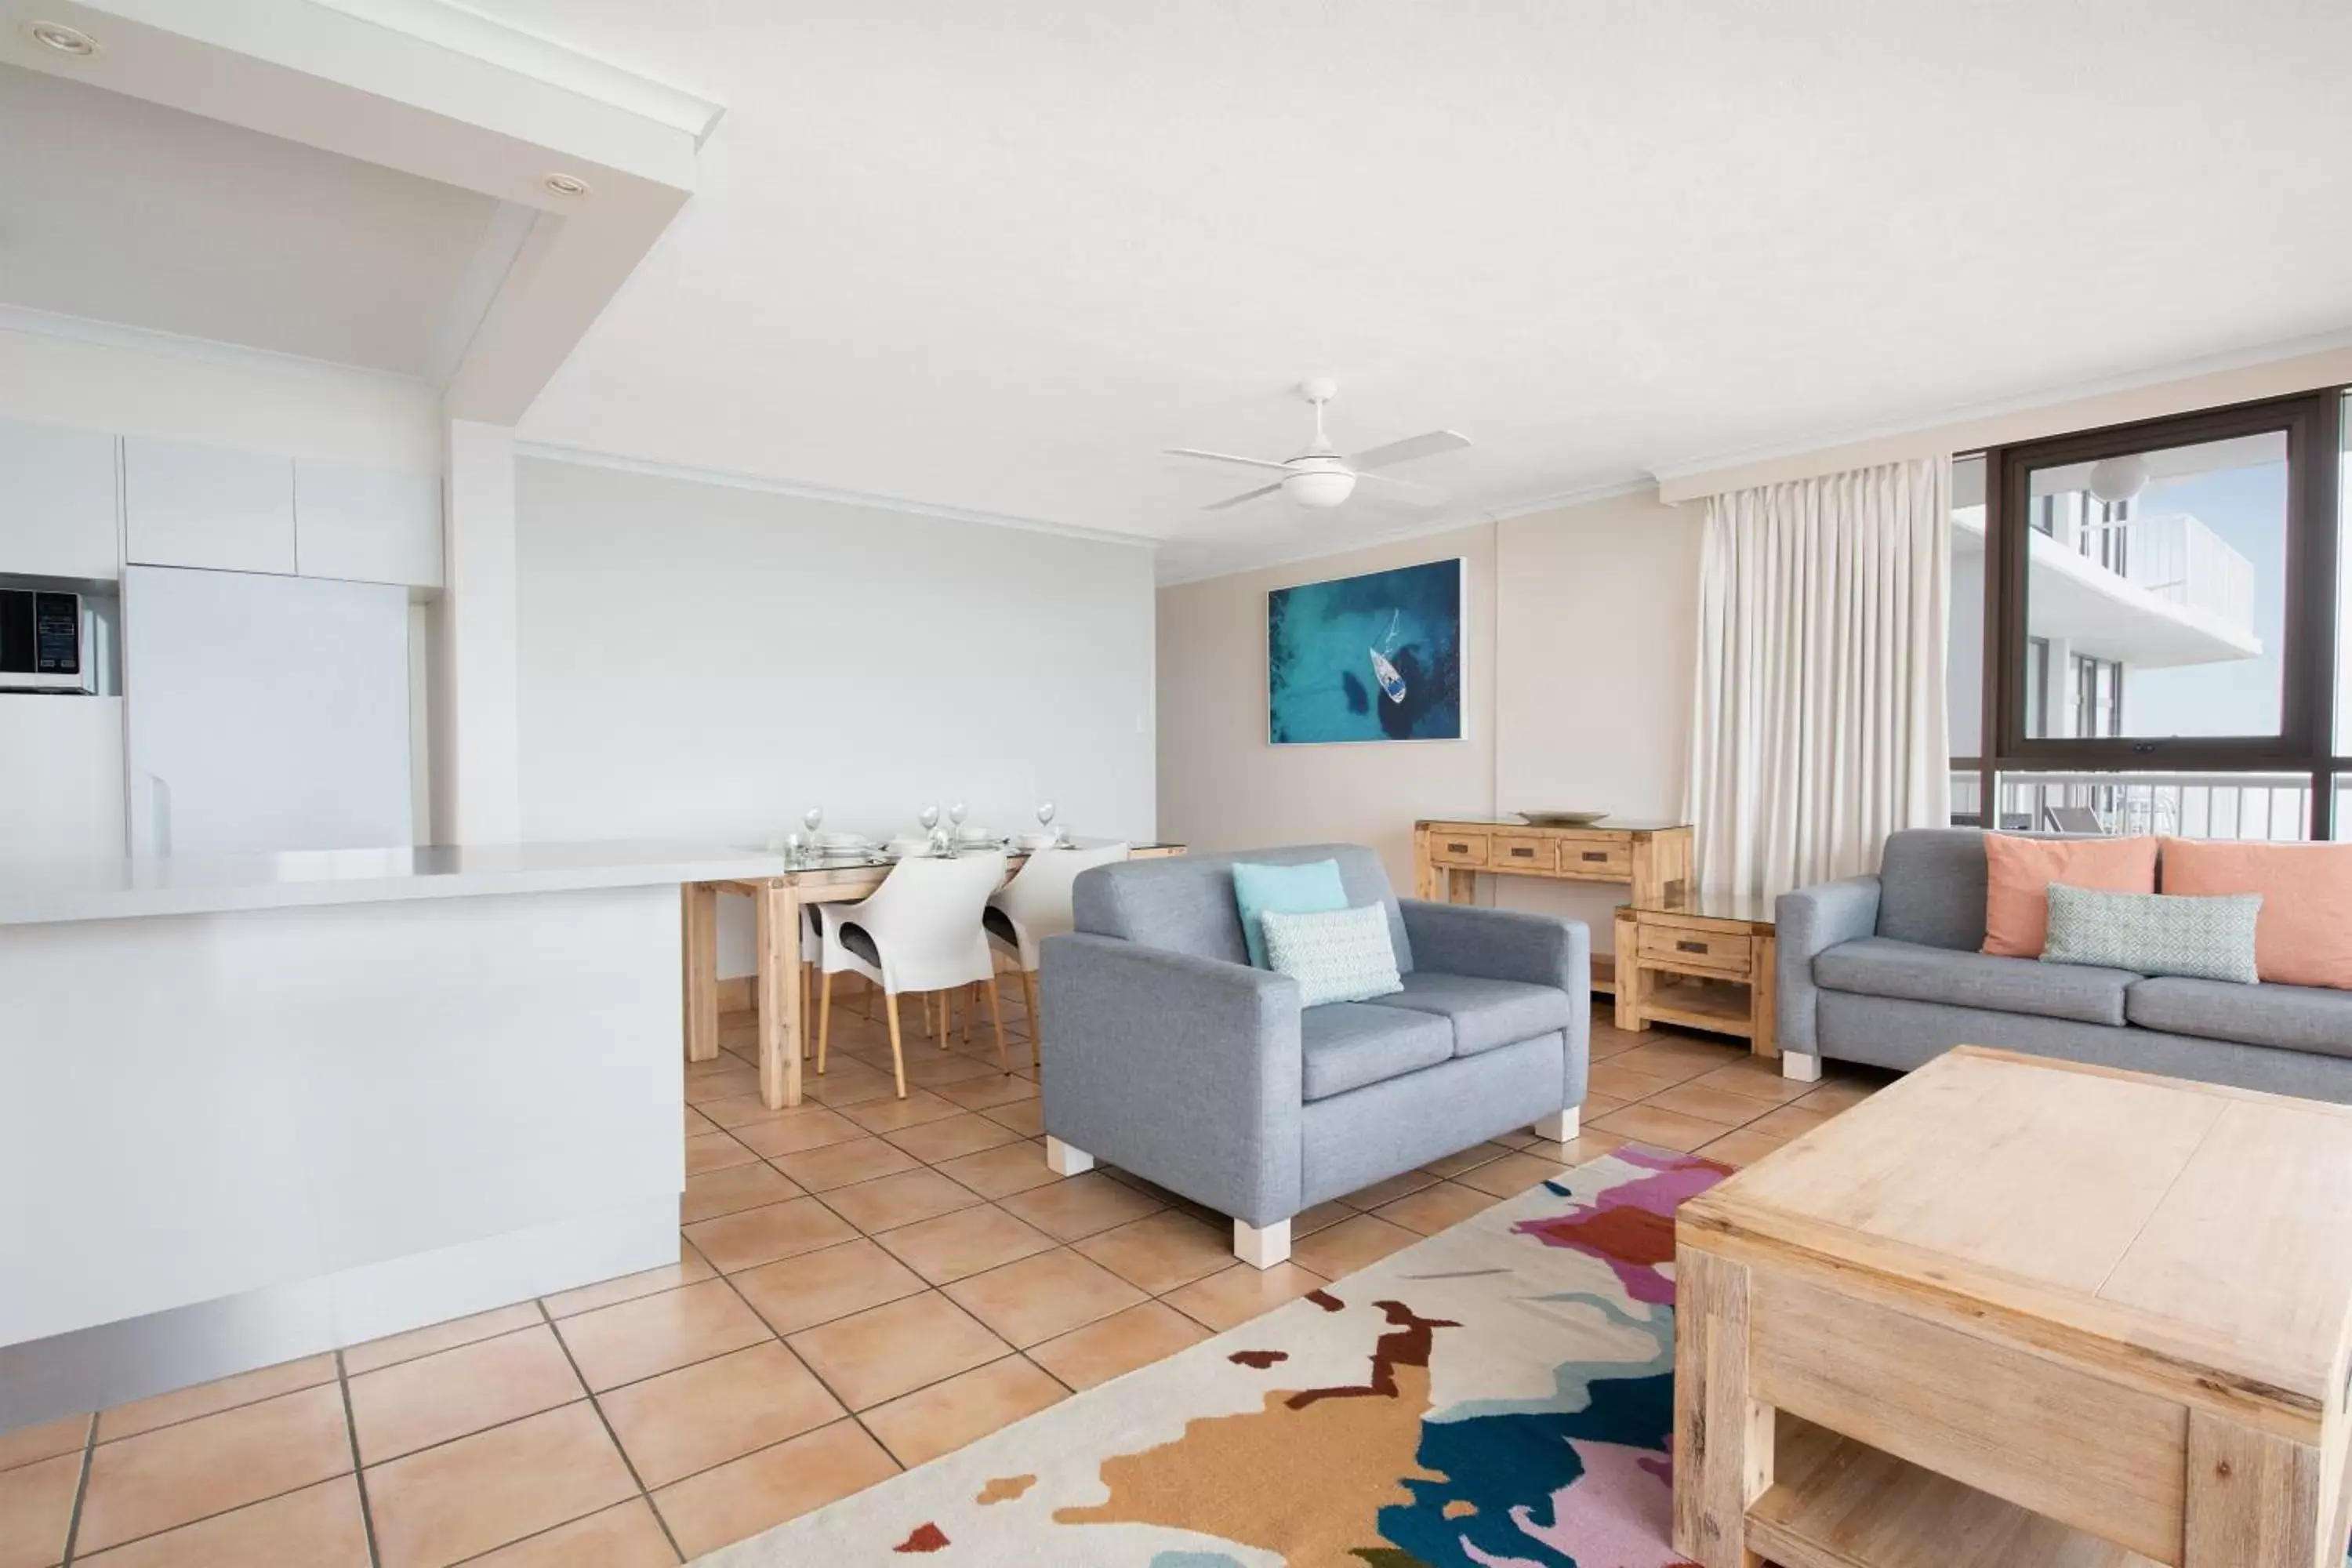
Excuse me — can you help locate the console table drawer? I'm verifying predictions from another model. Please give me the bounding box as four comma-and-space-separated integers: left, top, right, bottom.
1556, 837, 1631, 880
1489, 834, 1553, 872
1638, 924, 1751, 975
1428, 831, 1490, 868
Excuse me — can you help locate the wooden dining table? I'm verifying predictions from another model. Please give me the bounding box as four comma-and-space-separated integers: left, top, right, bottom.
684, 840, 1185, 1108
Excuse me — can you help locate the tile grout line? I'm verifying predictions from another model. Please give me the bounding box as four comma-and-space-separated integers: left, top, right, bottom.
53, 1413, 94, 1567
336, 1349, 385, 1568
536, 1295, 690, 1566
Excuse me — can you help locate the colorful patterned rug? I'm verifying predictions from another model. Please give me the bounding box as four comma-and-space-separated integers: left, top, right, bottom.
700, 1146, 1724, 1567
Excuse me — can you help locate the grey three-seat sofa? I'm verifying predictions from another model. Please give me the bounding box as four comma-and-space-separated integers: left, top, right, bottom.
1036, 844, 1589, 1267
1778, 827, 2352, 1100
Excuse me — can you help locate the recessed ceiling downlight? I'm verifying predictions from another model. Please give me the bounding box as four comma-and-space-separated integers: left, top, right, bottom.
543, 172, 590, 198
25, 20, 97, 55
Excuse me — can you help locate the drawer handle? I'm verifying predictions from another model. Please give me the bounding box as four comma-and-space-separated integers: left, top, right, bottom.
1509, 847, 1535, 858
1580, 851, 1610, 862
1676, 939, 1710, 954
1446, 842, 1470, 854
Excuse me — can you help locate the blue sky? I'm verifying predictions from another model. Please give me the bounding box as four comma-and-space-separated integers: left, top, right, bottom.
2112, 459, 2287, 739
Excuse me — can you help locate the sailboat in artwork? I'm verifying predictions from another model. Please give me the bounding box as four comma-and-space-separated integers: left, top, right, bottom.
1368, 610, 1408, 705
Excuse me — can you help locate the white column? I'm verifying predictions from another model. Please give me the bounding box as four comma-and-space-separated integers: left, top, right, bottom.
431, 419, 521, 843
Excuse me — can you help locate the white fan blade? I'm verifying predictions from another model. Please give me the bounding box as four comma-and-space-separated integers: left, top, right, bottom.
1355, 469, 1446, 502
1165, 448, 1294, 475
1202, 481, 1285, 511
1347, 429, 1471, 472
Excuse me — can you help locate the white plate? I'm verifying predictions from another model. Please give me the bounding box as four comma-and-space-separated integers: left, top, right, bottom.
815, 832, 871, 848
1011, 832, 1058, 851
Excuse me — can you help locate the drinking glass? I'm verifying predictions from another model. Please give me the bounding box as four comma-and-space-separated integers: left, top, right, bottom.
803, 806, 824, 837
949, 801, 968, 837
918, 804, 940, 833
782, 830, 804, 866
1036, 800, 1061, 845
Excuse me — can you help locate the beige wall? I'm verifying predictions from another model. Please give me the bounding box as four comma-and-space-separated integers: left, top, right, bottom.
1156, 492, 1703, 951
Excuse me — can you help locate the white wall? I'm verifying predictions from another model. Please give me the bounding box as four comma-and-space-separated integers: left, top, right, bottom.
512, 458, 1158, 971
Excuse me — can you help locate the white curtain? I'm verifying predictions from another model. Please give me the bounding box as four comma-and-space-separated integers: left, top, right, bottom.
1686, 457, 1951, 903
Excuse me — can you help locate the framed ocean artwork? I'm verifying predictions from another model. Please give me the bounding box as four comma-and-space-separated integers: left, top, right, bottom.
1267, 557, 1465, 744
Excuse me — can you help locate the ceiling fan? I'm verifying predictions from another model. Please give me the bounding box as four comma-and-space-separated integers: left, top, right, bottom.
1167, 379, 1471, 511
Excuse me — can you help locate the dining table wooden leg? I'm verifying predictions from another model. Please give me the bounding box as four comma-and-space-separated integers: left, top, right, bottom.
681, 883, 720, 1062
754, 881, 803, 1109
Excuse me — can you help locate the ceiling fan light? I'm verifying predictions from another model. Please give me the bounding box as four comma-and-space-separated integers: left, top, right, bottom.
1285, 470, 1356, 509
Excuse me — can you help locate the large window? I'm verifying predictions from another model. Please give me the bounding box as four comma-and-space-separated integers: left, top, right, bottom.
1963, 388, 2346, 838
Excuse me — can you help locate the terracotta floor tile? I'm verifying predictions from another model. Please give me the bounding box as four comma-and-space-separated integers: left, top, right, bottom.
1290, 1214, 1418, 1279
97, 1353, 337, 1441
463, 1500, 677, 1568
0, 1452, 79, 1568
873, 1203, 1057, 1285
1454, 1149, 1577, 1198
365, 1402, 635, 1568
684, 1196, 860, 1274
683, 1161, 804, 1225
1338, 1169, 1440, 1210
541, 1254, 714, 1321
77, 1384, 350, 1555
818, 1169, 985, 1233
933, 1074, 1040, 1112
979, 1099, 1047, 1137
349, 1326, 583, 1464
683, 1068, 762, 1105
800, 1065, 901, 1108
1292, 1200, 1354, 1237
841, 1090, 964, 1134
652, 1419, 896, 1560
684, 1105, 718, 1137
693, 1091, 835, 1130
731, 1240, 928, 1337
1027, 1302, 1209, 1392
1798, 1076, 1882, 1113
0, 1415, 85, 1476
861, 1356, 1064, 1468
1745, 1102, 1838, 1139
345, 1303, 546, 1376
74, 1475, 367, 1568
883, 1112, 1022, 1164
1162, 1263, 1326, 1332
599, 1341, 842, 1488
944, 1248, 1147, 1348
931, 1140, 1062, 1199
555, 1279, 771, 1392
901, 1053, 1005, 1088
786, 1292, 1010, 1410
1688, 1057, 1819, 1105
1696, 1128, 1789, 1167
1608, 1039, 1744, 1083
996, 1171, 1163, 1240
1643, 1081, 1777, 1128
766, 1137, 922, 1193
1416, 1141, 1515, 1180
727, 1109, 866, 1160
1588, 1103, 1729, 1153
1580, 1093, 1632, 1120
1072, 1210, 1232, 1294
1585, 1062, 1682, 1102
1373, 1181, 1503, 1236
684, 1130, 760, 1175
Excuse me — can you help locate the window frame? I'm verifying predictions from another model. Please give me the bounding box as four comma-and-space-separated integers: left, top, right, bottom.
1979, 390, 2342, 834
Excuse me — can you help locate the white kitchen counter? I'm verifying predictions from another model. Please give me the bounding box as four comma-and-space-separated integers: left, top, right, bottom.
0, 839, 785, 926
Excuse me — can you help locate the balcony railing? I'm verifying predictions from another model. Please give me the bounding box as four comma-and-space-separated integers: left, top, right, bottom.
1950, 770, 2312, 841
2078, 513, 2257, 634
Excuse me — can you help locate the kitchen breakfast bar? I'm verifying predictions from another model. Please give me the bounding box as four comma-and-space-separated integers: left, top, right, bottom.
0, 841, 784, 1430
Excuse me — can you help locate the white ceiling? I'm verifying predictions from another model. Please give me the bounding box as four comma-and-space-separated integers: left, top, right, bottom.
0, 61, 503, 378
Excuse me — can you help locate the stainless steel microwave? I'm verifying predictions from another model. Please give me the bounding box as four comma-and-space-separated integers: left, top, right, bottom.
0, 589, 91, 692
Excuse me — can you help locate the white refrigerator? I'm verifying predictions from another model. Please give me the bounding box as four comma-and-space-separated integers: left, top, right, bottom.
123, 565, 414, 857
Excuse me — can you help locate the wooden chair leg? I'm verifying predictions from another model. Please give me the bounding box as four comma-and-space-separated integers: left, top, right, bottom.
961, 982, 974, 1047
817, 968, 834, 1075
984, 972, 1010, 1074
861, 977, 872, 1021
1020, 967, 1041, 1076
883, 989, 907, 1098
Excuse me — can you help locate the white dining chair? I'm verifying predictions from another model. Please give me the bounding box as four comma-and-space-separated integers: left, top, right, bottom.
985, 841, 1129, 1073
816, 851, 1011, 1096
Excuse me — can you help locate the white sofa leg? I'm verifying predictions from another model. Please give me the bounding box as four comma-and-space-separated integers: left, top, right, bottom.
1782, 1052, 1823, 1083
1534, 1106, 1580, 1143
1044, 1136, 1094, 1176
1233, 1217, 1290, 1269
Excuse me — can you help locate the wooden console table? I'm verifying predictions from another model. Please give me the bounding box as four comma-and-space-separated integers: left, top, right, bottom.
1614, 892, 1776, 1058
1413, 818, 1692, 995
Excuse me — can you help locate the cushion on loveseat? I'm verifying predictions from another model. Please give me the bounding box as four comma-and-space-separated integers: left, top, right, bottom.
1813, 936, 2136, 1026
2124, 977, 2352, 1058
1367, 971, 1570, 1057
1299, 1003, 1453, 1101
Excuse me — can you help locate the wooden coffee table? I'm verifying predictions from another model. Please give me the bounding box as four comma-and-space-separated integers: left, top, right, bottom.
1671, 1046, 2352, 1568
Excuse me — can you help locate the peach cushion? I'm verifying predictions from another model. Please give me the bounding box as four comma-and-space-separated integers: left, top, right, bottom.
2161, 838, 2352, 990
1981, 833, 2159, 958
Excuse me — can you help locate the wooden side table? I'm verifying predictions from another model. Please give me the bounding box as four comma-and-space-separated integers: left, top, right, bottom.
1613, 892, 1776, 1058
1413, 818, 1693, 999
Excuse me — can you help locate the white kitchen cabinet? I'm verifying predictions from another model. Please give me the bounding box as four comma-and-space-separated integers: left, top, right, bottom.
123, 436, 296, 575
295, 459, 443, 588
0, 420, 118, 581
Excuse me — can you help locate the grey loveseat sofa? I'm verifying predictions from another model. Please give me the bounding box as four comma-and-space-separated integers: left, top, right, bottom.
1037, 844, 1589, 1267
1778, 827, 2352, 1100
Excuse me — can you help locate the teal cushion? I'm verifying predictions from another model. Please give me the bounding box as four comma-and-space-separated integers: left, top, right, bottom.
1261, 904, 1405, 1006
1231, 858, 1348, 968
2042, 883, 2262, 985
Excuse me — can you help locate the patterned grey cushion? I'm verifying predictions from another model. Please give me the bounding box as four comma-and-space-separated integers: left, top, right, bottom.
2042, 883, 2261, 985
1261, 903, 1404, 1007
